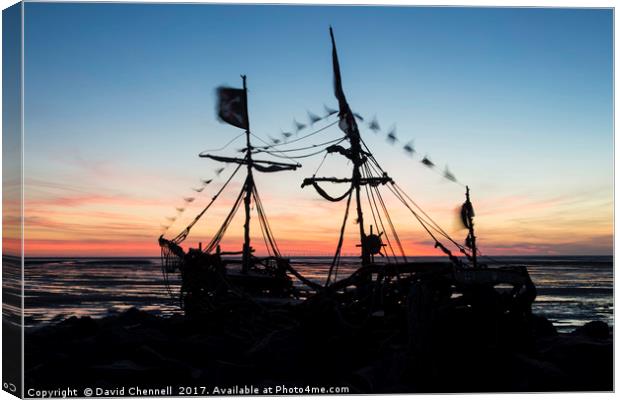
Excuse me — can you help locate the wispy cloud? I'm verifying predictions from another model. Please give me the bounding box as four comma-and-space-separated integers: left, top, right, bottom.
23, 167, 613, 257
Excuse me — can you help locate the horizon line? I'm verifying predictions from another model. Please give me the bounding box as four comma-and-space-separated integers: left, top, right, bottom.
17, 253, 614, 259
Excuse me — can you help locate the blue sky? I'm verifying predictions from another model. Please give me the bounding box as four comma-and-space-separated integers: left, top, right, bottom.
22, 4, 613, 255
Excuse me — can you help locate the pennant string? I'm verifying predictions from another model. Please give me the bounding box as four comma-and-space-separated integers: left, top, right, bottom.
161, 163, 232, 234
356, 112, 466, 186
308, 111, 322, 125
199, 132, 245, 153
257, 119, 339, 150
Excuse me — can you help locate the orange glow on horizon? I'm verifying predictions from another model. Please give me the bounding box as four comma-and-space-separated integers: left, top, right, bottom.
22, 174, 613, 258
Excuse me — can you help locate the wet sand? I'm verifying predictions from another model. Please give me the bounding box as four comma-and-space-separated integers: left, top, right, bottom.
22, 256, 614, 332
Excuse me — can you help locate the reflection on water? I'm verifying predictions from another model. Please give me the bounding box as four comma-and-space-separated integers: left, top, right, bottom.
3, 255, 22, 328
21, 255, 612, 333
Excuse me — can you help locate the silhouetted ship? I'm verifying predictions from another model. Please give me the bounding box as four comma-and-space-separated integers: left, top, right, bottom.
158, 74, 312, 315
158, 28, 537, 323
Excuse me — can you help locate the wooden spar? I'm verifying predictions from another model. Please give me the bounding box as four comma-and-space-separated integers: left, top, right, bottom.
466, 186, 478, 268
302, 176, 392, 186
199, 154, 300, 169
350, 117, 370, 266
242, 75, 253, 273
329, 27, 369, 266
299, 27, 380, 272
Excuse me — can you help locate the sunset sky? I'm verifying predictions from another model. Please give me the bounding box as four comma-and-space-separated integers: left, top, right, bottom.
22, 4, 613, 257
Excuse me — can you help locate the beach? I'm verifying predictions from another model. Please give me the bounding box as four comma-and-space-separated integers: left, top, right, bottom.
18, 255, 613, 393
22, 255, 613, 332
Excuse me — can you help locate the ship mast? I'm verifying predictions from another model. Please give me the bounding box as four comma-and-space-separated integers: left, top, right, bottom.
326, 27, 371, 266
302, 28, 392, 271
463, 185, 477, 268
345, 102, 369, 266
195, 76, 300, 269
241, 75, 253, 273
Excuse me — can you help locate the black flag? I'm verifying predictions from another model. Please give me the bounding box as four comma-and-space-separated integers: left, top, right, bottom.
330, 27, 350, 117
216, 87, 248, 130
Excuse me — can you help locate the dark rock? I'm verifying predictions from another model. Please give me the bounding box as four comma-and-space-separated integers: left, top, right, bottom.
539, 335, 613, 391
24, 307, 614, 393
57, 315, 99, 335
573, 320, 610, 340
103, 307, 158, 327
530, 314, 557, 337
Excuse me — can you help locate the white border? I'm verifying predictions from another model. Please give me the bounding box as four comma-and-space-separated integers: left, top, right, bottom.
0, 1, 615, 400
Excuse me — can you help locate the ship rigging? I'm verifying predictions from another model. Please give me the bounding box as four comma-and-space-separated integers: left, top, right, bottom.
158, 27, 536, 322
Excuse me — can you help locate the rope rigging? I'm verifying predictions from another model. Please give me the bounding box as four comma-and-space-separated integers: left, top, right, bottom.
386, 180, 470, 266
326, 189, 353, 286
257, 119, 339, 150
305, 180, 353, 202
370, 179, 408, 263
356, 114, 467, 187
392, 183, 465, 250
358, 142, 474, 261
256, 136, 345, 153
361, 163, 407, 262
162, 158, 286, 262
250, 124, 345, 163
252, 184, 282, 257
261, 147, 334, 160
313, 152, 329, 176
299, 120, 476, 269
362, 168, 396, 263
158, 21, 496, 308
250, 133, 302, 164
203, 182, 246, 254
169, 162, 243, 244
390, 182, 475, 263
162, 104, 476, 282
198, 132, 246, 154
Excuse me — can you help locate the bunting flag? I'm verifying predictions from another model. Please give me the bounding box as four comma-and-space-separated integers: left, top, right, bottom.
403, 141, 415, 156
386, 127, 398, 144
216, 87, 248, 130
368, 117, 381, 133
280, 104, 338, 140
444, 167, 457, 182
263, 98, 465, 187
339, 107, 468, 185
421, 156, 435, 168
202, 179, 213, 185
281, 131, 293, 140
308, 111, 322, 125
324, 104, 337, 117
293, 119, 306, 132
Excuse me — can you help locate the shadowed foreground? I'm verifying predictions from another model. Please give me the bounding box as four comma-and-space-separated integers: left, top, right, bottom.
25, 304, 612, 394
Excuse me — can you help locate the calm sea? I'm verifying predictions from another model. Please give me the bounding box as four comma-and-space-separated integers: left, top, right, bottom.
13, 255, 613, 333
